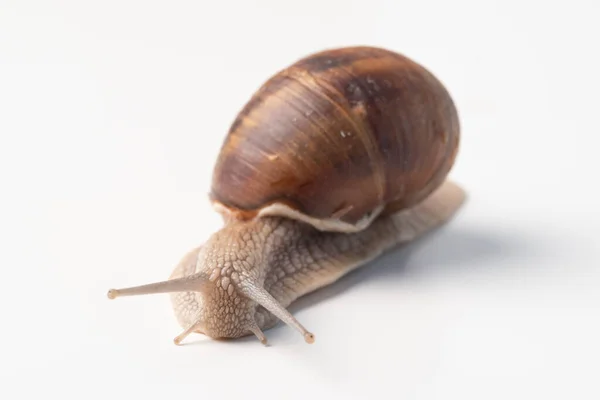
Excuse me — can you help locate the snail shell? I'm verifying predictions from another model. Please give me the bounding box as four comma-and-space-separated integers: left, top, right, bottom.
211, 46, 460, 233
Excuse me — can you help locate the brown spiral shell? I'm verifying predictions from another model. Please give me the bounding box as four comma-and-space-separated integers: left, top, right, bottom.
210, 46, 460, 232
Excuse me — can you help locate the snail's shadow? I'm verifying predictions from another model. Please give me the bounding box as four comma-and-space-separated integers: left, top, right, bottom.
286, 223, 538, 316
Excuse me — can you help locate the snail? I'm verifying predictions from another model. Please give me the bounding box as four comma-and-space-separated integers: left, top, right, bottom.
107, 46, 465, 346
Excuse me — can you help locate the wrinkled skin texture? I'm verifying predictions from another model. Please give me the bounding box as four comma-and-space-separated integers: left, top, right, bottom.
169, 180, 465, 341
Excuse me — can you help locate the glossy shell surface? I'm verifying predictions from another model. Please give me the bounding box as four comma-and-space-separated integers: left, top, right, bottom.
210, 46, 460, 232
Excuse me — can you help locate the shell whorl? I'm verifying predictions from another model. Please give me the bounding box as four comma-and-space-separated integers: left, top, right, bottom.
210, 46, 460, 232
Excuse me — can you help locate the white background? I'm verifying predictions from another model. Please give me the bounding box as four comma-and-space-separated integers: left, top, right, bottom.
1, 1, 599, 399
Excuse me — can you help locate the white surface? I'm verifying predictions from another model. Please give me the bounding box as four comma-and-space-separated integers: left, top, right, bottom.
1, 1, 599, 399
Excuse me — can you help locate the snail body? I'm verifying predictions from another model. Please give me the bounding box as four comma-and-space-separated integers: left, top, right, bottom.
108, 46, 465, 346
